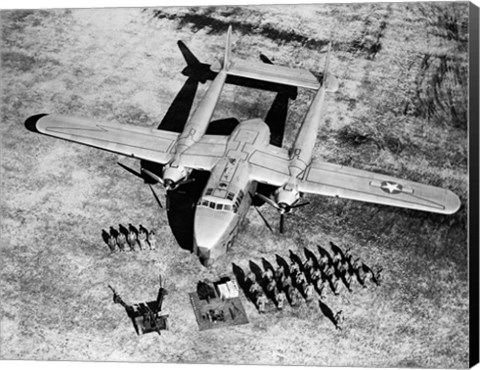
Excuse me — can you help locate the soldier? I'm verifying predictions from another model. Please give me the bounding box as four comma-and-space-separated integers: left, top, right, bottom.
281, 275, 292, 292
249, 281, 261, 296
265, 279, 277, 302
323, 264, 336, 282
107, 233, 118, 253
290, 287, 301, 307
334, 310, 344, 330
137, 227, 148, 250
295, 272, 306, 288
256, 293, 268, 313
315, 278, 327, 299
290, 261, 300, 277
275, 265, 285, 284
147, 230, 157, 250
263, 268, 274, 281
276, 290, 286, 310
344, 247, 353, 264
285, 285, 295, 305
330, 241, 345, 266
303, 282, 315, 304
309, 268, 321, 285
303, 257, 314, 280
127, 229, 138, 251
355, 261, 367, 287
363, 264, 383, 286
319, 253, 330, 270
116, 232, 127, 252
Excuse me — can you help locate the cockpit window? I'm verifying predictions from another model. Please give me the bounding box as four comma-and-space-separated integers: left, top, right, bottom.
216, 203, 223, 210
227, 192, 235, 200
224, 205, 232, 211
209, 202, 216, 209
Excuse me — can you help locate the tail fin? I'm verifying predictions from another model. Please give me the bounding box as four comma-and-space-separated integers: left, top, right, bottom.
223, 25, 233, 70
322, 42, 339, 93
178, 40, 200, 66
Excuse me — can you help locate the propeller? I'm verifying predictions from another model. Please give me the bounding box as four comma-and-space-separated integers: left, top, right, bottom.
148, 184, 164, 209
248, 192, 274, 233
117, 161, 144, 180
255, 192, 309, 233
117, 162, 168, 210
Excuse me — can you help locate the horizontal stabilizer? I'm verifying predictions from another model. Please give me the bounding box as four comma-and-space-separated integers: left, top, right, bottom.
212, 59, 321, 90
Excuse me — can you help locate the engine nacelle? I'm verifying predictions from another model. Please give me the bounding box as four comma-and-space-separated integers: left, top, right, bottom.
163, 160, 189, 190
274, 183, 300, 212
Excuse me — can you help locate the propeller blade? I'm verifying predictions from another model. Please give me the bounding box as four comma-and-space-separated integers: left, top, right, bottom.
291, 201, 310, 209
117, 162, 144, 180
142, 168, 165, 186
280, 214, 285, 234
148, 184, 163, 209
254, 206, 274, 233
177, 177, 195, 187
256, 192, 281, 210
165, 192, 170, 211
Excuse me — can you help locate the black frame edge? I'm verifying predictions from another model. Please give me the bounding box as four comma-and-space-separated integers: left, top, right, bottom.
469, 1, 480, 368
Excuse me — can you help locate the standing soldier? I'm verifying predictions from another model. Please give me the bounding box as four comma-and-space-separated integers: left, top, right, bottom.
290, 261, 300, 278
315, 278, 327, 299
295, 272, 306, 288
290, 287, 301, 307
127, 229, 138, 251
107, 233, 118, 253
286, 285, 295, 305
249, 281, 261, 296
245, 271, 256, 290
303, 282, 315, 305
281, 275, 292, 293
334, 310, 344, 330
263, 268, 274, 281
310, 268, 321, 285
303, 257, 314, 281
147, 230, 157, 250
137, 227, 148, 250
275, 265, 285, 284
276, 290, 286, 310
116, 232, 127, 252
256, 293, 268, 313
265, 278, 277, 300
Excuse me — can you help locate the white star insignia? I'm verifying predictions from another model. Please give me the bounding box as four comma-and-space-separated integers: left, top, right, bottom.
380, 181, 403, 194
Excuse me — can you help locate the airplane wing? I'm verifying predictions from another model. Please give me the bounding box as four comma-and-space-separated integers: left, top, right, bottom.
299, 160, 461, 214
26, 114, 178, 164
248, 148, 461, 215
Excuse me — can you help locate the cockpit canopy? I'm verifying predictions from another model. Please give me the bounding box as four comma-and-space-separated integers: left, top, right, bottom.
197, 188, 244, 213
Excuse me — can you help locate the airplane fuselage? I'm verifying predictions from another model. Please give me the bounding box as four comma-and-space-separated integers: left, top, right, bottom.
192, 118, 271, 266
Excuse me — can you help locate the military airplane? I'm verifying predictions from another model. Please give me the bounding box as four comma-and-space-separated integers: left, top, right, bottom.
25, 27, 461, 267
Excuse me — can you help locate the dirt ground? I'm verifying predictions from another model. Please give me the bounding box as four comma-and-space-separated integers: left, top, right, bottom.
0, 4, 470, 367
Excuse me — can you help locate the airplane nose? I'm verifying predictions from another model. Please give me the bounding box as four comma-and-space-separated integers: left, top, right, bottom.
194, 207, 235, 264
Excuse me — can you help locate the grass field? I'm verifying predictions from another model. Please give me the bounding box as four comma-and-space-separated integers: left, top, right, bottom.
0, 3, 469, 367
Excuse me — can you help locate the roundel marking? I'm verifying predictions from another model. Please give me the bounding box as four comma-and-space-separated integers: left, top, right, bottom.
380, 181, 403, 194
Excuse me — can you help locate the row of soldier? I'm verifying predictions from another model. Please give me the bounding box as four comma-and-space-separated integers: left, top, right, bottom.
102, 224, 157, 252
313, 241, 383, 294
235, 242, 381, 325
